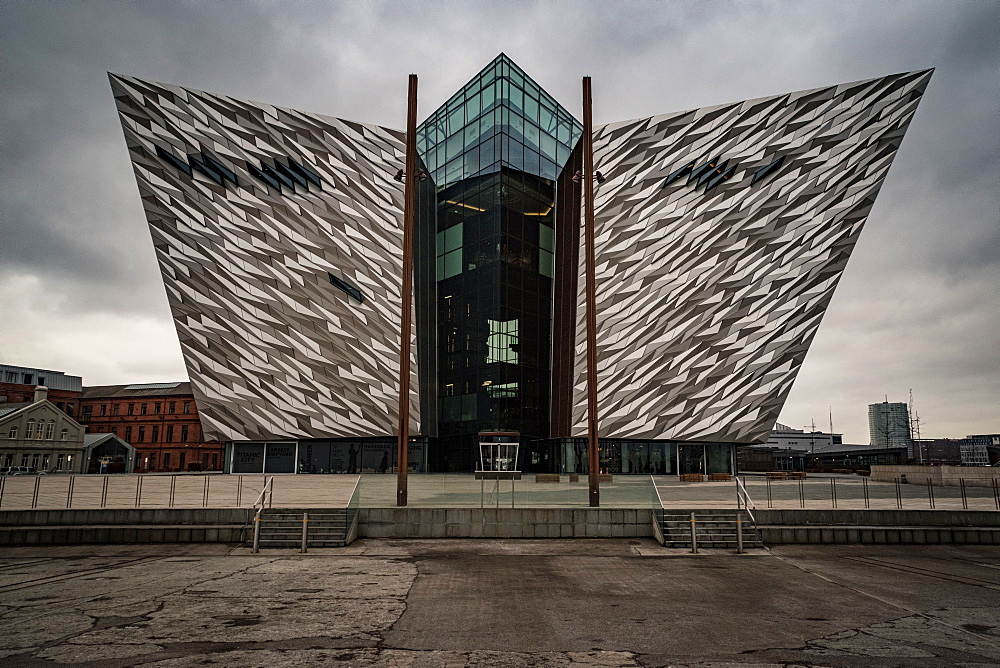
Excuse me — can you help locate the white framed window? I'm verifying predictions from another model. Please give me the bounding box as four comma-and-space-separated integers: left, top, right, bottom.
25, 419, 35, 439
34, 420, 44, 440
44, 420, 55, 440
7, 425, 17, 439
60, 428, 68, 441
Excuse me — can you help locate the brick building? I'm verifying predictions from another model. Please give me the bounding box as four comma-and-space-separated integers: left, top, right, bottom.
0, 364, 82, 417
79, 382, 223, 472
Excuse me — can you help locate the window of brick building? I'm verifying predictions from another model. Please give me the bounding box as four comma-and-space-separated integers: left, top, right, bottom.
212, 453, 219, 469
112, 403, 119, 415
140, 403, 147, 415
65, 404, 73, 416
125, 426, 132, 442
166, 425, 174, 442
164, 452, 171, 469
181, 425, 189, 442
183, 402, 191, 414
138, 426, 145, 443
168, 402, 176, 414
100, 404, 107, 416
128, 403, 135, 416
152, 425, 159, 443
179, 452, 186, 469
154, 402, 161, 414
148, 453, 156, 469
81, 405, 92, 422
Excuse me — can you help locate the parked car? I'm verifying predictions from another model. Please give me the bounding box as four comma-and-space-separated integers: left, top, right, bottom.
0, 466, 43, 475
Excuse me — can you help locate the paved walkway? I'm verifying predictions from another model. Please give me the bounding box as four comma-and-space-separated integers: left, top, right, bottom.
0, 472, 996, 510
0, 541, 998, 666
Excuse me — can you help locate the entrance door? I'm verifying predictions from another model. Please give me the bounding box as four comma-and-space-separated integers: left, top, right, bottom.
677, 443, 704, 475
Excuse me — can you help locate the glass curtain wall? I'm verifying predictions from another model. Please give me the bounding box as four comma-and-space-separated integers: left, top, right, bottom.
416, 55, 582, 471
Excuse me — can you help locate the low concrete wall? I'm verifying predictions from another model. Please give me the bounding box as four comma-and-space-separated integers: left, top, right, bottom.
755, 508, 1000, 545
0, 508, 250, 546
871, 464, 1000, 487
359, 508, 654, 538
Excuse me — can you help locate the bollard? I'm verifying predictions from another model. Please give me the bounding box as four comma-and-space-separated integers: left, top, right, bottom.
927, 478, 935, 509
252, 515, 262, 553
736, 515, 744, 554
689, 512, 698, 554
960, 478, 968, 510
301, 513, 309, 553
32, 476, 41, 509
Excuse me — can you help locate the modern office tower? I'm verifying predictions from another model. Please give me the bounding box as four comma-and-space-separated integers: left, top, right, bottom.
110, 55, 931, 474
869, 402, 913, 449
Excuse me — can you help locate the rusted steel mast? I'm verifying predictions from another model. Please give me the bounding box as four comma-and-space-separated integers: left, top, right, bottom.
396, 74, 418, 507
582, 76, 600, 507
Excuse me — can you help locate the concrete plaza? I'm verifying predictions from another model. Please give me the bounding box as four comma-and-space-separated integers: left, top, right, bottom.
0, 540, 999, 666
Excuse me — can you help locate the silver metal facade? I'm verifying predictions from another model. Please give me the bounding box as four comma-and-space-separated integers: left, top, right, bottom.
110, 75, 419, 442
570, 71, 932, 443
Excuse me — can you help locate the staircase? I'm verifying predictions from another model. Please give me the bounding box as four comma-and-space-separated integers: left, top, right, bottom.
660, 510, 762, 549
249, 508, 354, 549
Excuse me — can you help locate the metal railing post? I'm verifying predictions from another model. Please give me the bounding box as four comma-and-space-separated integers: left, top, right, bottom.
236, 475, 243, 507
101, 476, 109, 508
32, 476, 41, 509
994, 479, 999, 510
269, 476, 274, 508
0, 475, 5, 508
689, 512, 698, 554
798, 479, 805, 508
927, 478, 935, 509
736, 514, 744, 554
203, 475, 210, 508
135, 475, 142, 508
766, 478, 772, 508
863, 477, 869, 509
301, 512, 309, 553
169, 475, 177, 508
831, 478, 837, 509
66, 476, 75, 508
895, 478, 902, 509
960, 478, 968, 510
252, 512, 262, 553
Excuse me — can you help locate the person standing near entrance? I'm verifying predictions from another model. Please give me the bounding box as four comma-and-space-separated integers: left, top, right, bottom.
347, 445, 358, 474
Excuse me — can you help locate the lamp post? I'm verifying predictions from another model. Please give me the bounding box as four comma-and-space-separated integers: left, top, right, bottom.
580, 76, 603, 507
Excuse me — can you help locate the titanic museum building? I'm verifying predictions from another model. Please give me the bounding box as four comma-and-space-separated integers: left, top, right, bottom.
110, 55, 931, 475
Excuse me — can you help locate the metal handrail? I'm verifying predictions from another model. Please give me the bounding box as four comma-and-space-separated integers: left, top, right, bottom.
250, 476, 273, 553
736, 476, 755, 524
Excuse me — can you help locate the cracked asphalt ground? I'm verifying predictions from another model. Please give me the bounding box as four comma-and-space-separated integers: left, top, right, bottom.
0, 541, 998, 667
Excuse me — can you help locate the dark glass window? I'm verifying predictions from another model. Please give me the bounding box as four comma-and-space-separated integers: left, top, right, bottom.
328, 273, 364, 303
155, 145, 192, 176
751, 155, 785, 186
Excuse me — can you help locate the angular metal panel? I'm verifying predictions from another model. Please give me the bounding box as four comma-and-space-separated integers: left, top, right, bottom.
110, 74, 418, 441
571, 71, 932, 443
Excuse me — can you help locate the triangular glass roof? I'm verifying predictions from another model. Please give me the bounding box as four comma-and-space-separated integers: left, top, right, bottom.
417, 54, 582, 188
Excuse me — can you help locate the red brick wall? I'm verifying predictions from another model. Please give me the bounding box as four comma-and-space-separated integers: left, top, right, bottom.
79, 395, 223, 472
0, 383, 81, 417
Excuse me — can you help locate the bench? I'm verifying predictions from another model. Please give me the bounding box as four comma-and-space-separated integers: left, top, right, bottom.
765, 471, 787, 480
787, 471, 807, 480
679, 473, 704, 482
568, 474, 580, 482
707, 473, 731, 481
535, 473, 560, 483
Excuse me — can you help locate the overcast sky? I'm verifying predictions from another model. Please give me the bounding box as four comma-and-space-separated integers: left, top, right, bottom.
1, 0, 997, 444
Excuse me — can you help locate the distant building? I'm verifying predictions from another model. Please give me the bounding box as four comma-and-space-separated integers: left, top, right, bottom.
0, 386, 86, 472
868, 402, 912, 450
766, 423, 842, 451
79, 382, 223, 472
82, 433, 136, 474
0, 364, 82, 417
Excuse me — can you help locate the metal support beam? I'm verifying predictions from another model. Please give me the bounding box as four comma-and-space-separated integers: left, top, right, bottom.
582, 76, 600, 507
397, 74, 418, 507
